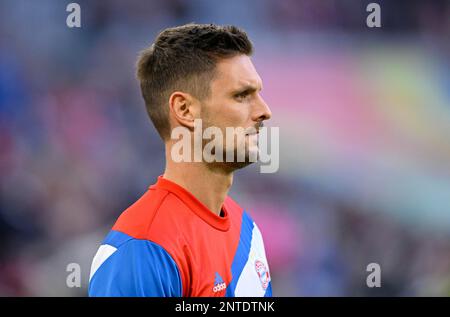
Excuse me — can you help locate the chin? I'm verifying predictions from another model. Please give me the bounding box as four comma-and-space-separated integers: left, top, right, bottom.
221, 148, 259, 171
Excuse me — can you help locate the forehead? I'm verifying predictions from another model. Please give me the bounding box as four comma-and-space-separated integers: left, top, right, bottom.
211, 55, 263, 92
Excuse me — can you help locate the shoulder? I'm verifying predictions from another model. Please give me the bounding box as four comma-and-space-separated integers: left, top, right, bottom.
112, 187, 192, 239
88, 231, 182, 297
93, 189, 196, 296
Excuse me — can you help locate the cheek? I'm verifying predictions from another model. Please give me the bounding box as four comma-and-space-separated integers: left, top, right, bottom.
203, 101, 232, 126
203, 94, 251, 131
219, 103, 249, 127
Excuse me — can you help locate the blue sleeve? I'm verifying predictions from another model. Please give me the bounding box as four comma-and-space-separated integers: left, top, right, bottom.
88, 239, 183, 297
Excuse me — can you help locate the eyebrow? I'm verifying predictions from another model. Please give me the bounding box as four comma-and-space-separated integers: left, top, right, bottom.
232, 83, 263, 95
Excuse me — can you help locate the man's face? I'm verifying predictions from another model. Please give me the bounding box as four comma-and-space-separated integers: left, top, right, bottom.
201, 54, 272, 169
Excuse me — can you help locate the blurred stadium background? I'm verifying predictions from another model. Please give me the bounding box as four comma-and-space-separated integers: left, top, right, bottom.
0, 0, 450, 296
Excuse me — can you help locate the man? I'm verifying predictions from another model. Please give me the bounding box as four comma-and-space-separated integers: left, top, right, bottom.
88, 23, 273, 297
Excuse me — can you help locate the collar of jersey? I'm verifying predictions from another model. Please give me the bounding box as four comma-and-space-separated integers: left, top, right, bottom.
150, 176, 231, 231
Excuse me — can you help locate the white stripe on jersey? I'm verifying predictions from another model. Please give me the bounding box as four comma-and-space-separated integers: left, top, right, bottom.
234, 224, 271, 297
89, 244, 117, 281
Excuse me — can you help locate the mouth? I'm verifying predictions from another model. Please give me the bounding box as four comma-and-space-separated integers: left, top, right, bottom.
245, 123, 263, 136
245, 129, 260, 136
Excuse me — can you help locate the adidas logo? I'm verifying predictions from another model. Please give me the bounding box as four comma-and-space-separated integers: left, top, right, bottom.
213, 272, 227, 292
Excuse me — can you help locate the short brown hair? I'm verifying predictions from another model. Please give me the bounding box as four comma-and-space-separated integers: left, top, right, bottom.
136, 23, 253, 140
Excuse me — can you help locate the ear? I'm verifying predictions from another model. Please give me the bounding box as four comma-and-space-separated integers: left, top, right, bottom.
168, 91, 198, 130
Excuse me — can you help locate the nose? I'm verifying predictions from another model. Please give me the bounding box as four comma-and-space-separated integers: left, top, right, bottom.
253, 94, 272, 122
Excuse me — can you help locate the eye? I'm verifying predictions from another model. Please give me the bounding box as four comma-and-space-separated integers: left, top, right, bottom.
234, 91, 250, 101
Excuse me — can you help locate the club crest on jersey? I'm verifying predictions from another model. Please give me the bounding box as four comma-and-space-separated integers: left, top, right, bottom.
255, 260, 270, 290
213, 272, 226, 293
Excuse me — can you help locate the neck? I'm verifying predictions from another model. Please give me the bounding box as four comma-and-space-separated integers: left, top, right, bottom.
163, 148, 233, 216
